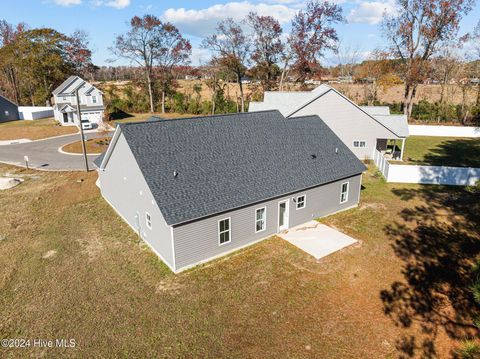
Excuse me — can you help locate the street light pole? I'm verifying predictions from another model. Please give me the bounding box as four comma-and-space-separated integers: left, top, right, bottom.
75, 89, 89, 172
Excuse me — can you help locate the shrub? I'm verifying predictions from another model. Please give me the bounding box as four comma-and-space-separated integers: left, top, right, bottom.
456, 340, 480, 359
466, 180, 480, 195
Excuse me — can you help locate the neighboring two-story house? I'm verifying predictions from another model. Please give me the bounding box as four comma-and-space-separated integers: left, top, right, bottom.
52, 76, 105, 126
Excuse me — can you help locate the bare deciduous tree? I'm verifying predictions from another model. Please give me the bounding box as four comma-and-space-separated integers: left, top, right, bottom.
112, 15, 163, 113
246, 12, 284, 91
202, 18, 250, 112
381, 0, 474, 117
289, 0, 344, 84
155, 22, 191, 113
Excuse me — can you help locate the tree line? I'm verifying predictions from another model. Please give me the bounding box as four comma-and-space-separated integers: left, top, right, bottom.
0, 0, 479, 122
0, 21, 93, 107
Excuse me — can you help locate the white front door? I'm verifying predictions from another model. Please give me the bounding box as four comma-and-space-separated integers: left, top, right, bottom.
278, 200, 289, 231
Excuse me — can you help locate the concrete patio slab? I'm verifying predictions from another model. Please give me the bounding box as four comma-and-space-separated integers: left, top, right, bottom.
280, 221, 357, 259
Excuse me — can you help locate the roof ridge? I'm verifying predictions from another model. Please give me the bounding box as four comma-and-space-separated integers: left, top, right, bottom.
121, 110, 283, 126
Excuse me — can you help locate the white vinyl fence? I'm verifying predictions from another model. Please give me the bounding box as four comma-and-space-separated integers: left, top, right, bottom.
373, 150, 480, 186
373, 149, 390, 178
18, 106, 54, 120
408, 125, 480, 137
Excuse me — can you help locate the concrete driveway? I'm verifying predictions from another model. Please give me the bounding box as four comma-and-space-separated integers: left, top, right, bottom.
0, 132, 111, 171
280, 221, 357, 259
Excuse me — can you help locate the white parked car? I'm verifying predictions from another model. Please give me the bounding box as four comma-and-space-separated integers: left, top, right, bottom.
80, 119, 93, 130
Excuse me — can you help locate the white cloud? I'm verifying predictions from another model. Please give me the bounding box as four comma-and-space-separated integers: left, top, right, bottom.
92, 0, 130, 9
191, 48, 212, 65
347, 0, 396, 25
53, 0, 82, 6
162, 1, 297, 37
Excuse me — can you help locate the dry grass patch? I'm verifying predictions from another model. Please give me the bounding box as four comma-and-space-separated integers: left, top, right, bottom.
0, 118, 78, 140
0, 165, 478, 358
111, 112, 198, 124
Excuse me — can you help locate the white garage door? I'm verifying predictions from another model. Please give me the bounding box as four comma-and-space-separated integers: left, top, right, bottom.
82, 112, 103, 124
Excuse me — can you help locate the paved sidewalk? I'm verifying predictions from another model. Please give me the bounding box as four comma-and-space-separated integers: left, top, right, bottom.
280, 221, 357, 259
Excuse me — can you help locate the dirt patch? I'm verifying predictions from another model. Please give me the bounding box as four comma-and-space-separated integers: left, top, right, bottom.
156, 279, 184, 294
42, 250, 57, 259
0, 177, 24, 190
359, 202, 387, 211
77, 233, 104, 261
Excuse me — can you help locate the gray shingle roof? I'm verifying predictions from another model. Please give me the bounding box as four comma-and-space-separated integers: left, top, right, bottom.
93, 152, 105, 168
373, 114, 409, 137
52, 76, 78, 95
360, 106, 391, 116
118, 110, 366, 226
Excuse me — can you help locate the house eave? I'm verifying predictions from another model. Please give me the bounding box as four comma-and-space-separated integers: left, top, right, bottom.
168, 170, 366, 227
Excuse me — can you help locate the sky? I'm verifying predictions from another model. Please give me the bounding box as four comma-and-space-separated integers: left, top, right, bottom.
1, 0, 479, 67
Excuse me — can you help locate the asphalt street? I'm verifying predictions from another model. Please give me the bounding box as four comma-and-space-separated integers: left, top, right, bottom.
0, 132, 111, 171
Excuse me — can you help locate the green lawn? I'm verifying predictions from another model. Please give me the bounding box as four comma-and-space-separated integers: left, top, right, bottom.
401, 136, 480, 167
0, 164, 478, 357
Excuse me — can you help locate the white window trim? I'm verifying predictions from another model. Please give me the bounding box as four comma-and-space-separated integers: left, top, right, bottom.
218, 217, 231, 246
255, 207, 267, 233
145, 211, 152, 230
340, 182, 349, 204
353, 140, 367, 148
296, 194, 306, 210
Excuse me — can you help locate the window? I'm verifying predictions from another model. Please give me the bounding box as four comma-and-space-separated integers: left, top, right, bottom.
340, 182, 349, 203
145, 212, 152, 229
4, 111, 9, 116
92, 95, 97, 104
218, 218, 231, 245
353, 141, 366, 148
255, 207, 266, 233
296, 195, 306, 209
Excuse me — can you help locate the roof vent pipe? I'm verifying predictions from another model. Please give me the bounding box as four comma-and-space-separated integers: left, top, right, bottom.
335, 148, 338, 154
173, 171, 178, 178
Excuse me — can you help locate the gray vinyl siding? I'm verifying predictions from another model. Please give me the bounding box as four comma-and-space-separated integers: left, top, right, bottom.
172, 174, 362, 271
292, 91, 400, 159
0, 96, 19, 123
98, 133, 174, 269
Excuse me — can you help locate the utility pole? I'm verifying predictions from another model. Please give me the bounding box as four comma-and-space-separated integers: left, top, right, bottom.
75, 89, 89, 172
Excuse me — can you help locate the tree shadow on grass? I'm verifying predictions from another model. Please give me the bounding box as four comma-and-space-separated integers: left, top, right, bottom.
421, 138, 480, 168
107, 109, 134, 120
380, 186, 480, 357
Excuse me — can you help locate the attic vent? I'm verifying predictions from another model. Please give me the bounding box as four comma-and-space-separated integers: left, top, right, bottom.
311, 154, 317, 159
173, 171, 178, 178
